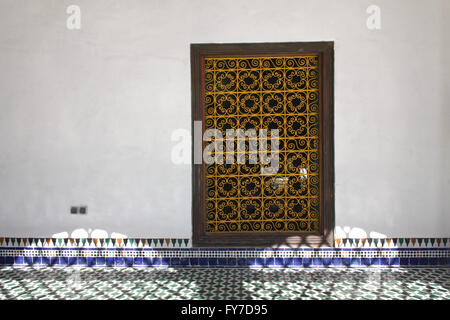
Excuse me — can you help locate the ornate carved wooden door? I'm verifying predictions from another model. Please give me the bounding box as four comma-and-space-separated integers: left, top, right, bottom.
191, 42, 334, 247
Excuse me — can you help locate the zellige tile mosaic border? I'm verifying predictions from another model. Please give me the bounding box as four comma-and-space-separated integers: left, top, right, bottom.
0, 237, 448, 268
0, 237, 449, 249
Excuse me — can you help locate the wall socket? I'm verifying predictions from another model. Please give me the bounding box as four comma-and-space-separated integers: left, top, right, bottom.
70, 206, 88, 214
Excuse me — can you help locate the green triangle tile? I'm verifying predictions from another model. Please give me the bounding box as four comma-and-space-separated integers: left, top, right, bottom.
424, 238, 429, 246
129, 239, 134, 245
373, 238, 379, 246
177, 239, 183, 247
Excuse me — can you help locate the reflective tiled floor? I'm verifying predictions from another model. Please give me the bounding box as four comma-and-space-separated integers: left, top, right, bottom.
0, 267, 449, 300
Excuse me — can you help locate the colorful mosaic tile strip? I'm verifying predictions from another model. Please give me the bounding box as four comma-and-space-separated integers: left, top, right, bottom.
0, 237, 448, 249
0, 237, 191, 248
335, 237, 450, 248
0, 237, 448, 268
0, 248, 448, 268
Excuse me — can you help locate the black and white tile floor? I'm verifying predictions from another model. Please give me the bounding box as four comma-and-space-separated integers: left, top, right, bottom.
0, 267, 449, 300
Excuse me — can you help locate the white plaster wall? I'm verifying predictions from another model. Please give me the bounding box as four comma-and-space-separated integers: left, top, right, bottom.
441, 0, 450, 236
0, 0, 448, 237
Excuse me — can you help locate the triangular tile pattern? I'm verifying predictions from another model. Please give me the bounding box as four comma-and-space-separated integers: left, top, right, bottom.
334, 238, 450, 248
0, 237, 192, 249
0, 237, 448, 249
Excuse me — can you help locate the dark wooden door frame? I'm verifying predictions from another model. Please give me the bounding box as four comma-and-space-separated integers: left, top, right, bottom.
191, 42, 334, 248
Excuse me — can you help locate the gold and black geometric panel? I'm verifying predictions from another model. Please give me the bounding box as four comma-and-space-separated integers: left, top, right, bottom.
203, 55, 320, 233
